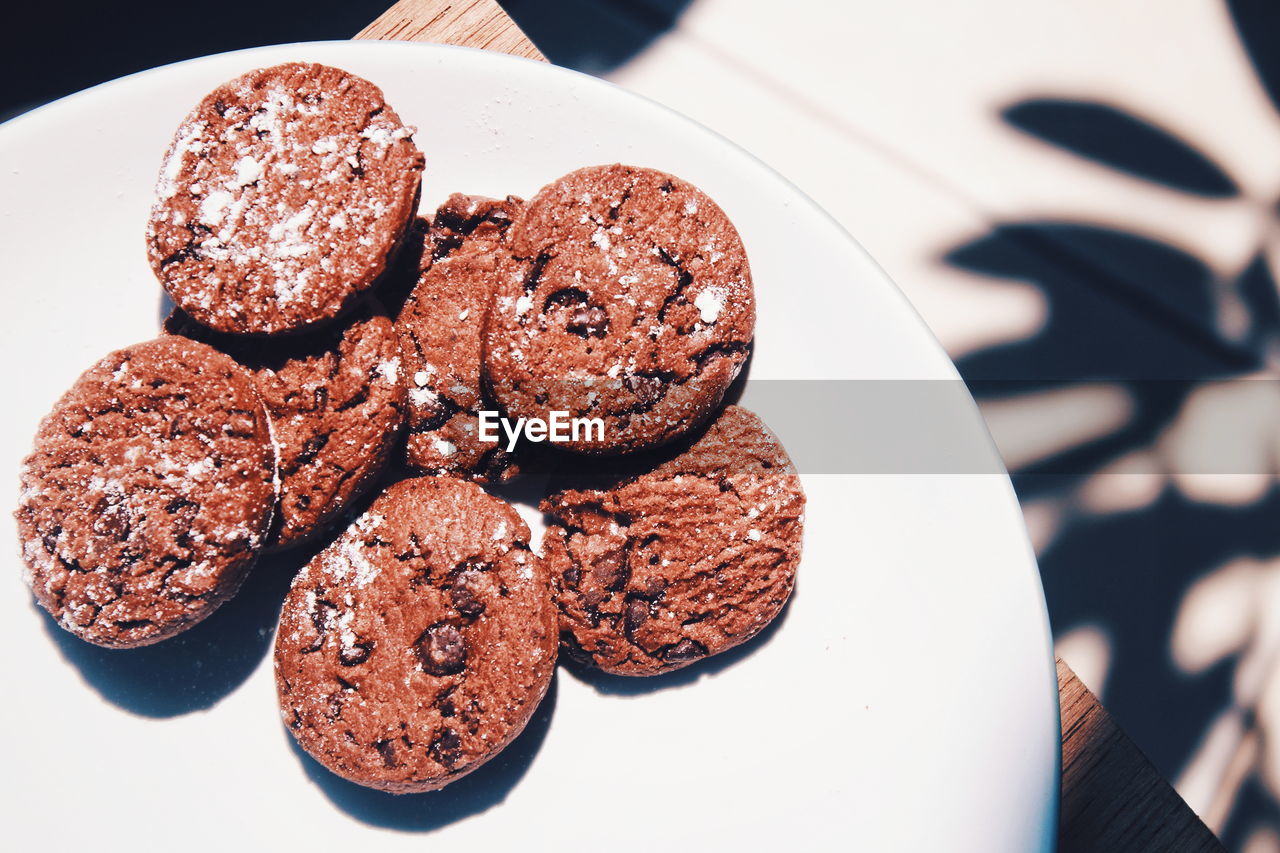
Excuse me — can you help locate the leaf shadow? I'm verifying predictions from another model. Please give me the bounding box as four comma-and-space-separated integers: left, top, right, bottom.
948, 220, 1264, 497
946, 77, 1280, 842
1034, 487, 1280, 775
1228, 0, 1280, 121
1003, 99, 1237, 197
499, 0, 697, 74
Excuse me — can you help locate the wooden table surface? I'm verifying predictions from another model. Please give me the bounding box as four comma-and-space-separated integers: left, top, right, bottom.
357, 2, 1227, 849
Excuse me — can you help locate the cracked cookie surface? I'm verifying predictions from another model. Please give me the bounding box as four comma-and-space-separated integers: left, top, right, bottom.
542, 406, 803, 676
166, 299, 405, 549
484, 164, 754, 454
16, 337, 276, 648
275, 476, 557, 793
147, 62, 424, 334
397, 194, 524, 483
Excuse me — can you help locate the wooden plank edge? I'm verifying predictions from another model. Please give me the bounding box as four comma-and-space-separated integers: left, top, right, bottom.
355, 0, 546, 62
1057, 658, 1225, 852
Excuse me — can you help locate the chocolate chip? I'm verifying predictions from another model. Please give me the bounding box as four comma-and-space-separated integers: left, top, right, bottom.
306, 598, 338, 652
374, 738, 398, 768
433, 684, 458, 717
624, 374, 664, 406
590, 546, 630, 590
339, 640, 373, 667
416, 622, 467, 675
567, 305, 609, 338
450, 582, 486, 619
662, 638, 707, 663
562, 566, 582, 586
623, 597, 648, 640
543, 286, 589, 309
91, 499, 130, 540
164, 497, 197, 515
485, 207, 513, 228
430, 727, 465, 758
640, 576, 667, 600
523, 253, 551, 293
296, 433, 329, 466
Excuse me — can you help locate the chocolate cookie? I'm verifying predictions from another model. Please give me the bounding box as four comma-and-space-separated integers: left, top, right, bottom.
16, 337, 276, 648
396, 194, 524, 483
275, 476, 557, 793
541, 406, 803, 676
148, 62, 424, 335
166, 299, 405, 549
485, 164, 754, 454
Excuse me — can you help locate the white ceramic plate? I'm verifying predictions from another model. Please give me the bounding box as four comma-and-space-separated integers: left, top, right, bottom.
0, 41, 1057, 851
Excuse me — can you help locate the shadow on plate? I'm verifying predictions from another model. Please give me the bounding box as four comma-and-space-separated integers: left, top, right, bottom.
560, 578, 796, 696
38, 541, 319, 718
288, 672, 559, 831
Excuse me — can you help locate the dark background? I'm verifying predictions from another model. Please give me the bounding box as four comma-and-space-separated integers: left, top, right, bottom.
0, 0, 692, 122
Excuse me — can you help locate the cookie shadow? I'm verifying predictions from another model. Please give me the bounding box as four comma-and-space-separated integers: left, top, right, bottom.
155, 289, 175, 328
37, 544, 314, 718
560, 580, 796, 697
287, 672, 559, 832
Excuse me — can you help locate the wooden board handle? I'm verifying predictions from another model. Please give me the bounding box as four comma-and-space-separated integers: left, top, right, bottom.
355, 0, 546, 62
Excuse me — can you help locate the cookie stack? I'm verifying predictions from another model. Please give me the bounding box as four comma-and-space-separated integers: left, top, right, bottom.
15, 63, 805, 795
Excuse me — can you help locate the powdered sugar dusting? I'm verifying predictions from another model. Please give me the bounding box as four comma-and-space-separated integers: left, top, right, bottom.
199, 190, 234, 226
321, 526, 382, 590
376, 357, 399, 384
230, 155, 262, 188
694, 286, 726, 324
157, 120, 209, 199
149, 69, 421, 330
409, 386, 439, 408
